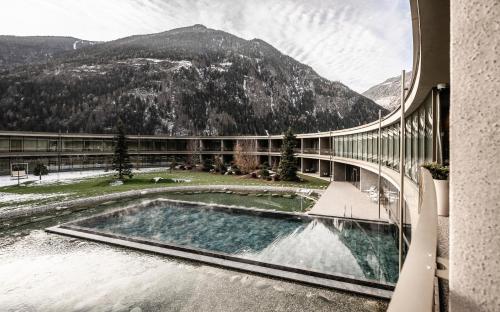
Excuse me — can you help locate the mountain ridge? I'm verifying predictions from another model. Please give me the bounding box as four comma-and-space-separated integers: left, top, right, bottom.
362, 71, 412, 112
0, 25, 387, 135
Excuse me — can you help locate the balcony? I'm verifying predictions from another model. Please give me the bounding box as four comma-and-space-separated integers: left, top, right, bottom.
302, 148, 319, 154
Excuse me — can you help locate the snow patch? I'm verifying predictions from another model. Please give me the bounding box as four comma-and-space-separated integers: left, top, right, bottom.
0, 168, 165, 188
0, 192, 71, 204
171, 60, 193, 71
375, 96, 397, 109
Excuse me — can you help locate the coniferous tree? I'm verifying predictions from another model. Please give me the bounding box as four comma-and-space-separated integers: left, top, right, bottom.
278, 128, 298, 181
33, 162, 48, 181
112, 119, 133, 180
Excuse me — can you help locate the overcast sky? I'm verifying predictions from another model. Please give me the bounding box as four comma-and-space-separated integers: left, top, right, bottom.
0, 0, 412, 92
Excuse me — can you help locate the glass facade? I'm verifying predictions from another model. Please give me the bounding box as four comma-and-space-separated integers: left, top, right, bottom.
330, 101, 433, 183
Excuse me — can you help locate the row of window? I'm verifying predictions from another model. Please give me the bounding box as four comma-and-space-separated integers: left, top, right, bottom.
0, 97, 434, 182
332, 97, 433, 182
0, 138, 295, 153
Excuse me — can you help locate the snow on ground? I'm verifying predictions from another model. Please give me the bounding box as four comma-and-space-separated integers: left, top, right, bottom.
0, 168, 166, 188
171, 60, 193, 71
0, 192, 71, 204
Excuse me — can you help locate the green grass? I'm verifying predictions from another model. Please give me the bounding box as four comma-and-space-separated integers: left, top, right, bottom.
158, 192, 313, 212
0, 170, 328, 209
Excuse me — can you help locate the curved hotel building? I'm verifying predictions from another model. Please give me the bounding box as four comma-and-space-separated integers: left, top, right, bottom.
0, 0, 498, 311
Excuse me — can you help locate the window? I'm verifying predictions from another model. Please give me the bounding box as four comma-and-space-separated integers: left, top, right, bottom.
412, 113, 419, 181
353, 134, 358, 159
425, 99, 433, 162
37, 139, 48, 151
405, 118, 412, 178
11, 139, 22, 152
0, 139, 9, 151
49, 140, 58, 152
357, 134, 362, 160
419, 106, 426, 166
362, 133, 368, 161
394, 125, 400, 171
388, 126, 394, 168
24, 139, 37, 151
368, 132, 373, 162
382, 128, 388, 166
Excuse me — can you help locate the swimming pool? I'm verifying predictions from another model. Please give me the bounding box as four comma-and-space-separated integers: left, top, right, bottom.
48, 199, 399, 298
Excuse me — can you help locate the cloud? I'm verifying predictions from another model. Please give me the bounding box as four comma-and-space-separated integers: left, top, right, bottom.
0, 0, 412, 92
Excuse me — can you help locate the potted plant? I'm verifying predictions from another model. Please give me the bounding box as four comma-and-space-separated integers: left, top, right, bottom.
422, 162, 450, 216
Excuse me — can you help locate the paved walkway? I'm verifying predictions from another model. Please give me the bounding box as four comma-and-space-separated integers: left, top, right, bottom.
308, 181, 390, 222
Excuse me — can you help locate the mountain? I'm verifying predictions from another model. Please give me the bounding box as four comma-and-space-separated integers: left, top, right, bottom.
0, 25, 387, 135
0, 35, 96, 68
362, 71, 412, 112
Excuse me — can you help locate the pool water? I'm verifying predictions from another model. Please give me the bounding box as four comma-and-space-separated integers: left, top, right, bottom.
69, 200, 399, 284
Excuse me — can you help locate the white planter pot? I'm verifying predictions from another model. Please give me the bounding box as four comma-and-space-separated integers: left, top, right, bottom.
434, 179, 449, 216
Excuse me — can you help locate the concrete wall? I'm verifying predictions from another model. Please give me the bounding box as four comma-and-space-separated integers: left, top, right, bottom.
359, 168, 378, 192
332, 162, 346, 181
450, 1, 500, 311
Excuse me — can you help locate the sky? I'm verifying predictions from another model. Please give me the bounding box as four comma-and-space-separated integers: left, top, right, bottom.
0, 0, 412, 92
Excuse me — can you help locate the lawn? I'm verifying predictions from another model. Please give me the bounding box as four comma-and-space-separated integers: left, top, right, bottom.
0, 170, 328, 209
157, 192, 314, 212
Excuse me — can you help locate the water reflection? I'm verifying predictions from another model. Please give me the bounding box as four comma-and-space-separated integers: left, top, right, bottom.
73, 201, 399, 283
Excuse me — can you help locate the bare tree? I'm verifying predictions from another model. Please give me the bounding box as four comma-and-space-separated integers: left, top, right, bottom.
234, 140, 259, 174
186, 139, 201, 165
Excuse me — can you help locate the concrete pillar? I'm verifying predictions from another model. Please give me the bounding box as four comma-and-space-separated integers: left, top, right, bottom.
450, 1, 500, 311
220, 139, 224, 152
318, 138, 321, 155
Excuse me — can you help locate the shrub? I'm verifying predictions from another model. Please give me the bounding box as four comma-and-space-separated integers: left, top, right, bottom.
259, 169, 270, 177
214, 156, 226, 174
33, 163, 49, 180
202, 158, 214, 172
230, 165, 242, 175
422, 162, 449, 180
234, 140, 259, 174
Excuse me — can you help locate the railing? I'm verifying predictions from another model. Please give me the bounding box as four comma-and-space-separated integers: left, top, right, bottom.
387, 168, 438, 311
302, 148, 319, 154
201, 148, 222, 152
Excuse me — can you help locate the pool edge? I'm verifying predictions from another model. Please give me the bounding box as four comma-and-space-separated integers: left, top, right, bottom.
45, 225, 394, 300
